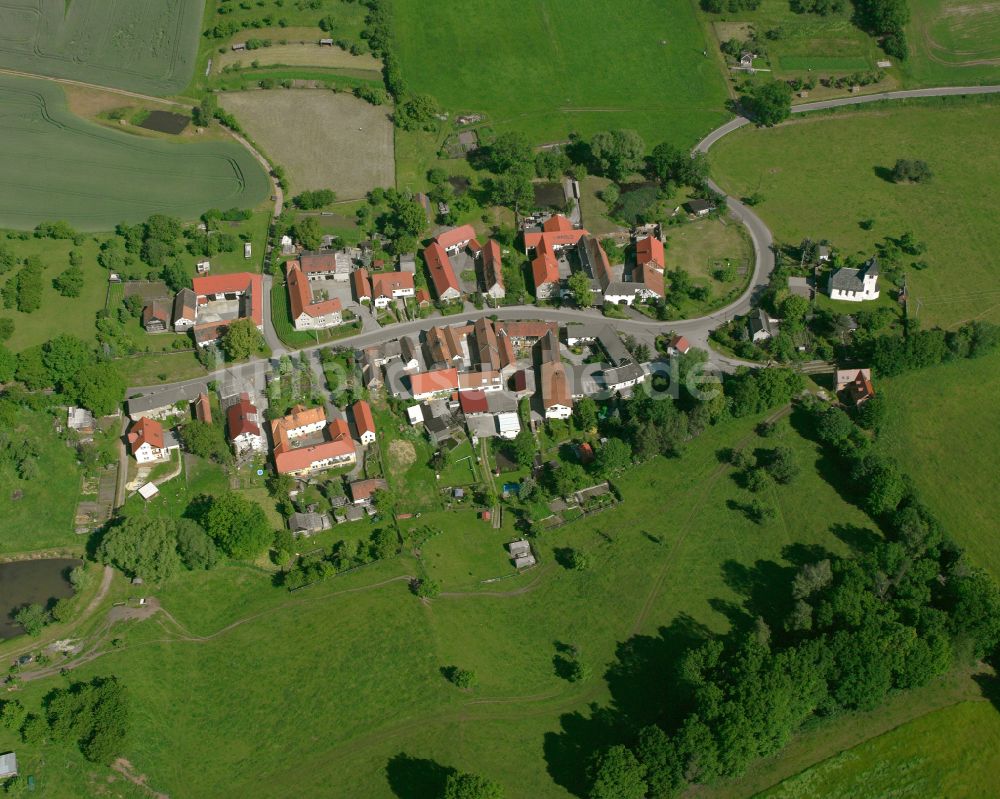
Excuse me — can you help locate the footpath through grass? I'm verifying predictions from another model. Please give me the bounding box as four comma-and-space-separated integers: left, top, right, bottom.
709, 99, 1000, 328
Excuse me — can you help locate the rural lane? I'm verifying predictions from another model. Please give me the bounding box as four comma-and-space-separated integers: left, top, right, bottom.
126, 83, 1000, 397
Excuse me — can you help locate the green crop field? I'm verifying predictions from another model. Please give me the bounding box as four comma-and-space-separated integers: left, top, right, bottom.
0, 0, 202, 96
0, 411, 895, 797
0, 76, 270, 230
392, 0, 730, 149
709, 99, 1000, 328
761, 700, 1000, 798
878, 350, 1000, 579
905, 0, 1000, 86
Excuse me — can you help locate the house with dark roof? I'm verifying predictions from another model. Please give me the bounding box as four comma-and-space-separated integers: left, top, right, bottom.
142, 299, 171, 333
829, 257, 880, 302
172, 288, 197, 331
480, 239, 505, 300
684, 199, 714, 217
289, 511, 332, 536
749, 308, 777, 342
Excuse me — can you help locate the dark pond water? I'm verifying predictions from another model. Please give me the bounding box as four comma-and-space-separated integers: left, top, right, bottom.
139, 110, 190, 134
0, 558, 81, 639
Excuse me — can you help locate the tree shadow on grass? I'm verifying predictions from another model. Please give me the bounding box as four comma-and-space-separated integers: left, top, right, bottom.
543, 615, 713, 796
873, 165, 896, 183
830, 522, 882, 554
385, 753, 456, 799
721, 558, 798, 635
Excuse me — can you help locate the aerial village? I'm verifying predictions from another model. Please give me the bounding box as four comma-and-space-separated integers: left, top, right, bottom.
118, 209, 880, 563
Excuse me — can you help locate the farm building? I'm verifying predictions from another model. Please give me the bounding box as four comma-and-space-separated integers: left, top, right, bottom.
479, 239, 505, 299
410, 368, 460, 401
286, 260, 343, 330
371, 271, 415, 308
352, 400, 376, 445
188, 273, 264, 348
271, 406, 357, 476
423, 242, 461, 301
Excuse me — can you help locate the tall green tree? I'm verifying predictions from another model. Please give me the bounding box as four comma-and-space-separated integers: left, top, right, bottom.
588, 745, 647, 799
99, 516, 181, 583
589, 129, 646, 181
203, 492, 273, 559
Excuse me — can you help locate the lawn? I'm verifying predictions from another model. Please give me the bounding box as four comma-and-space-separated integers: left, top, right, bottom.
218, 90, 394, 198
3, 405, 922, 797
709, 99, 1000, 328
878, 349, 1000, 579
904, 0, 1000, 87
664, 215, 752, 314
0, 235, 108, 351
0, 0, 202, 95
391, 0, 729, 149
0, 76, 270, 230
759, 700, 1000, 798
0, 406, 82, 555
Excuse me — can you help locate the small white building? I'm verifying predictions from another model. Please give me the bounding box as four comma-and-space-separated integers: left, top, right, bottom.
244, 242, 252, 259
196, 260, 210, 274
829, 257, 880, 302
406, 405, 424, 426
0, 752, 17, 780
496, 412, 521, 439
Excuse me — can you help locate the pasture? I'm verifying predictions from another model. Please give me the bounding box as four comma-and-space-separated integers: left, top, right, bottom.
219, 90, 394, 198
213, 43, 381, 77
905, 0, 1000, 86
0, 0, 202, 95
0, 411, 907, 797
709, 99, 1000, 328
878, 349, 1000, 579
760, 700, 1000, 798
0, 76, 270, 230
391, 0, 729, 149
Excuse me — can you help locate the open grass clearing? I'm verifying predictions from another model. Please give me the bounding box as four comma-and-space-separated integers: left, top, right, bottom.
666, 216, 751, 284
219, 90, 394, 198
878, 349, 1000, 579
392, 0, 729, 149
759, 699, 1000, 798
0, 76, 270, 230
709, 100, 1000, 328
0, 0, 202, 95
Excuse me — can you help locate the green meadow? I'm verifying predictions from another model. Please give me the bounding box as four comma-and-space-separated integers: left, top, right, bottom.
878, 349, 1000, 579
1, 411, 894, 797
761, 700, 1000, 798
0, 76, 270, 230
391, 0, 730, 149
709, 99, 1000, 328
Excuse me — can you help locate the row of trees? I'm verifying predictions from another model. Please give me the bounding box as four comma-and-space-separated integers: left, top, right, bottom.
280, 526, 401, 589
868, 320, 1000, 377
585, 395, 1000, 798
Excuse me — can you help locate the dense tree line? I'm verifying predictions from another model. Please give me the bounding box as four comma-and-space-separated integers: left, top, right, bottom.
869, 320, 1000, 377
585, 398, 1000, 798
281, 527, 401, 589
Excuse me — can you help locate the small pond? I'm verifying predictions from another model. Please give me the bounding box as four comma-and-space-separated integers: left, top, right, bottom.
138, 110, 190, 135
0, 558, 81, 639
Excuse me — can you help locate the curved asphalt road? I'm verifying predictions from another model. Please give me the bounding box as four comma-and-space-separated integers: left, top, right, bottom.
129, 83, 1000, 394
